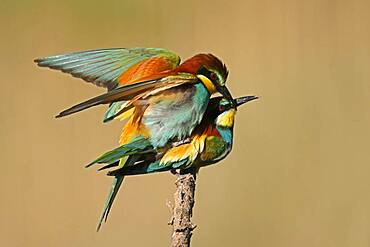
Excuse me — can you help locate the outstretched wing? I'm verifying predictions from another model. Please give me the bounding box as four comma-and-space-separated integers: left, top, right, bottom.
34, 48, 180, 90
55, 73, 198, 118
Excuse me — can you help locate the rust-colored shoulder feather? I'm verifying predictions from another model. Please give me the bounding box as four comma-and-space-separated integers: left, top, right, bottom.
175, 53, 228, 79
118, 56, 177, 85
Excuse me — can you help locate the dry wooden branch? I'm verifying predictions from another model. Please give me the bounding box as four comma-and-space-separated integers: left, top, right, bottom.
170, 171, 197, 247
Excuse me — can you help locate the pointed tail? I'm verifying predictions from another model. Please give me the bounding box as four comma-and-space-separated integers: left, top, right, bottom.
96, 175, 124, 231
95, 154, 142, 231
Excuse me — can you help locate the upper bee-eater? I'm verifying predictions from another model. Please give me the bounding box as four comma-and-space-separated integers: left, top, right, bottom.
34, 47, 256, 230
35, 48, 233, 148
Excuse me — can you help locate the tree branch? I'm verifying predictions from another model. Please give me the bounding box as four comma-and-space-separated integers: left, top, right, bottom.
170, 170, 197, 247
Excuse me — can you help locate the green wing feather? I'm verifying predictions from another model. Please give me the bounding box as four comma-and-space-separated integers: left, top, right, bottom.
106, 158, 189, 177
86, 136, 152, 168
34, 48, 180, 90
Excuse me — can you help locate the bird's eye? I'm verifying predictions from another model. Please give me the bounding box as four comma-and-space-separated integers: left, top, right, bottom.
219, 105, 225, 111
210, 72, 217, 82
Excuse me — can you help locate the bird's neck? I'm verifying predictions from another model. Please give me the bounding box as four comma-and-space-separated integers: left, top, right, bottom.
216, 126, 233, 145
215, 109, 236, 145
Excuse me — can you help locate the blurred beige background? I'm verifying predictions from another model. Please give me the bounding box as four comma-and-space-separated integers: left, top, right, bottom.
1, 0, 370, 246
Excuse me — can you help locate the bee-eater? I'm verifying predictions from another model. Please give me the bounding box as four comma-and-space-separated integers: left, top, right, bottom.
88, 95, 257, 230
35, 48, 233, 148
34, 48, 252, 230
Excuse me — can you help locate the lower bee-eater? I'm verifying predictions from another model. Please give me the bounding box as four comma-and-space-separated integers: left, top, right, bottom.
88, 95, 258, 230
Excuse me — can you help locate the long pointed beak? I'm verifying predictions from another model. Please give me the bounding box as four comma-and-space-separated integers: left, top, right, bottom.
235, 95, 259, 107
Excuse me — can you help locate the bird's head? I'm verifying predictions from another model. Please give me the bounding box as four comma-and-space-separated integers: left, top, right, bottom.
209, 95, 258, 128
176, 54, 233, 102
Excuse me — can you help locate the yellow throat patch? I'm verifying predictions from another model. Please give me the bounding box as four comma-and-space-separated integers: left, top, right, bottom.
216, 109, 236, 128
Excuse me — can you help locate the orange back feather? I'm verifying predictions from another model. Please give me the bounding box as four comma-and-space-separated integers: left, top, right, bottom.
118, 57, 176, 86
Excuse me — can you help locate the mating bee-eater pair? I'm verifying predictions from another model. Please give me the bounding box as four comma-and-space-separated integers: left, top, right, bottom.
35, 48, 257, 230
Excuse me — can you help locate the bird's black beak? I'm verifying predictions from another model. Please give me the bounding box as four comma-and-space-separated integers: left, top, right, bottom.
235, 95, 258, 107
216, 85, 235, 106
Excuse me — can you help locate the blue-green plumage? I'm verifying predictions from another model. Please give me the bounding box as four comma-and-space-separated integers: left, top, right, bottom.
35, 47, 254, 232
97, 175, 124, 231
143, 83, 210, 147
34, 48, 180, 90
216, 127, 233, 145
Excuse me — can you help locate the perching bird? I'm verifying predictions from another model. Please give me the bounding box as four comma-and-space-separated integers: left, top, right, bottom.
88, 95, 258, 230
34, 47, 254, 230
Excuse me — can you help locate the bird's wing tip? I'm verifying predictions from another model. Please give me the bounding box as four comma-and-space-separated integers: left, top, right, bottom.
96, 223, 102, 232
85, 162, 95, 168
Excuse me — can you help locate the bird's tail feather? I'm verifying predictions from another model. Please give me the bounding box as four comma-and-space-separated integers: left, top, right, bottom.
96, 155, 140, 231
96, 175, 125, 231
